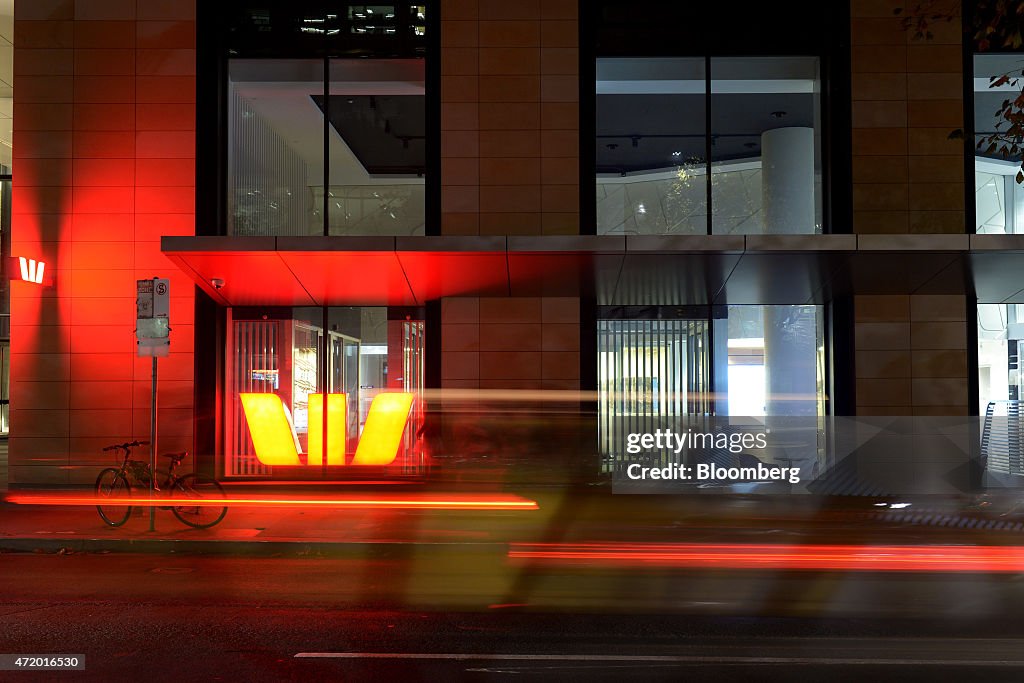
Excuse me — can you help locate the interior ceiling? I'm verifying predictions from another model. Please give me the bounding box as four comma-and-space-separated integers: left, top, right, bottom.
311, 94, 425, 175
597, 92, 815, 172
230, 58, 425, 186
596, 58, 818, 174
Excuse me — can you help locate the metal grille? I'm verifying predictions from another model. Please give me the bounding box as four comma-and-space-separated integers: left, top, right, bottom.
230, 320, 280, 477
982, 400, 1024, 476
597, 319, 710, 468
401, 320, 426, 473
403, 320, 425, 394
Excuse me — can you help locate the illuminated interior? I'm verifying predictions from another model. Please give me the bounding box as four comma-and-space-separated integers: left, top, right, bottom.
229, 306, 425, 478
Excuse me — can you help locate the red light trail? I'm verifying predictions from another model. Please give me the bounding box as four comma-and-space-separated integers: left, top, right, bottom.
6, 493, 539, 511
508, 542, 1024, 572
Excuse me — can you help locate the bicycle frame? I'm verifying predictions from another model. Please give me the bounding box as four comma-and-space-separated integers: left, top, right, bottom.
97, 440, 226, 529
108, 445, 180, 491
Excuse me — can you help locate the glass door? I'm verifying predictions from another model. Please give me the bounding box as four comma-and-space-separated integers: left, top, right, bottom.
328, 333, 361, 453
227, 307, 425, 479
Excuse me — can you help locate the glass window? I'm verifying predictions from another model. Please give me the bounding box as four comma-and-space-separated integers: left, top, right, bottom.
226, 306, 425, 478
596, 58, 707, 235
596, 306, 825, 469
223, 2, 428, 237
228, 58, 426, 237
711, 57, 821, 235
595, 56, 822, 235
597, 317, 711, 464
228, 60, 324, 236
978, 303, 1024, 410
975, 54, 1024, 234
324, 59, 425, 236
727, 305, 825, 417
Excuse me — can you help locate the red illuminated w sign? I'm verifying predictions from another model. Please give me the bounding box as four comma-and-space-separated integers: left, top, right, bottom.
18, 257, 46, 284
240, 392, 415, 466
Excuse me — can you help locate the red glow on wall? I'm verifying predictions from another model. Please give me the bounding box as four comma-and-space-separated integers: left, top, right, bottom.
508, 542, 1024, 572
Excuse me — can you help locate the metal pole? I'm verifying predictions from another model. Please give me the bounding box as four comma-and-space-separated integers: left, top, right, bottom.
149, 355, 158, 532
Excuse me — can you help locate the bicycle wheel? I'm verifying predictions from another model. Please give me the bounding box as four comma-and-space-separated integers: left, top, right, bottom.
170, 474, 228, 529
95, 468, 132, 527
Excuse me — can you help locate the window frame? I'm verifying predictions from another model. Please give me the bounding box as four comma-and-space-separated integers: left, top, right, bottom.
583, 1, 852, 236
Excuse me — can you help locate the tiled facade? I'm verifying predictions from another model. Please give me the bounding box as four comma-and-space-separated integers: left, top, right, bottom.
440, 0, 580, 392
3, 0, 993, 485
10, 0, 195, 485
851, 0, 969, 415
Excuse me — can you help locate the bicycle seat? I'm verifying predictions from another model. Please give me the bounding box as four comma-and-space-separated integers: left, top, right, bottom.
162, 451, 188, 462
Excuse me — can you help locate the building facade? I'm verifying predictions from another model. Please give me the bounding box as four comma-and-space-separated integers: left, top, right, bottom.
6, 0, 1012, 487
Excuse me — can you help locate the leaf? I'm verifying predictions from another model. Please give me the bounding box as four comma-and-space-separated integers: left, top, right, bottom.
1015, 169, 1023, 184
948, 128, 965, 140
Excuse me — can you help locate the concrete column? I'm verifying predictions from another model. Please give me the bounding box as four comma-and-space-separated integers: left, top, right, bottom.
760, 127, 820, 473
761, 126, 816, 235
760, 126, 819, 418
763, 306, 819, 418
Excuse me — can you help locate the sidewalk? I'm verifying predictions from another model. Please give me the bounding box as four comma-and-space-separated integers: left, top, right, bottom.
3, 487, 1023, 556
0, 494, 539, 556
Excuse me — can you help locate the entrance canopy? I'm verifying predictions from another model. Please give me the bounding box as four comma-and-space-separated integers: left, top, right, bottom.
162, 234, 1024, 306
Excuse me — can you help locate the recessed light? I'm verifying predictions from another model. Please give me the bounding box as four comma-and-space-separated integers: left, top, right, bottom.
770, 110, 787, 118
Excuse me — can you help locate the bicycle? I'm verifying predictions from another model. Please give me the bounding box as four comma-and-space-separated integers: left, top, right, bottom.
95, 440, 228, 529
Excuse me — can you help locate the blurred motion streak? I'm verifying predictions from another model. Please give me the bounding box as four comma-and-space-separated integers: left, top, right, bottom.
6, 493, 539, 511
509, 543, 1024, 572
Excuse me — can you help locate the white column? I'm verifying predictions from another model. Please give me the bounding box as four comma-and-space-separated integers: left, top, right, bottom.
760, 128, 819, 478
761, 126, 815, 235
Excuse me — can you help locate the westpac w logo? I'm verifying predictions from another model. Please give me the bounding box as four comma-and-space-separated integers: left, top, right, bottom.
240, 392, 415, 467
18, 257, 46, 284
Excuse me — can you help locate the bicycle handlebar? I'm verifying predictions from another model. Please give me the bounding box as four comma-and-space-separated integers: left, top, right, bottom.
102, 440, 150, 452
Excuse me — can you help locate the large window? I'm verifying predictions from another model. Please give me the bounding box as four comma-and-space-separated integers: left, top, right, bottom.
978, 304, 1024, 410
975, 54, 1024, 234
227, 307, 425, 479
597, 305, 825, 467
217, 4, 429, 237
596, 57, 822, 235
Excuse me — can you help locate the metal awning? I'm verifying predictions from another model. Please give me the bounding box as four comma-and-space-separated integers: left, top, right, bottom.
161, 234, 1024, 306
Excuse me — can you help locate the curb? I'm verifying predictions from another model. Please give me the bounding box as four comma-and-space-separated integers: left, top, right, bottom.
0, 537, 510, 558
